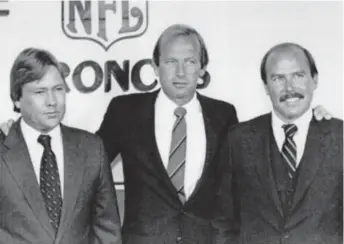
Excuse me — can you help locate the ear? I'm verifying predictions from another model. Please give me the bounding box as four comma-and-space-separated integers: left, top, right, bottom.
14, 100, 21, 110
312, 74, 318, 90
264, 83, 270, 95
199, 65, 206, 77
152, 61, 159, 77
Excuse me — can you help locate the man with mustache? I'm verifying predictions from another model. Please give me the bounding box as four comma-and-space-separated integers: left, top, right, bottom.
214, 42, 342, 244
0, 48, 122, 244
0, 30, 333, 244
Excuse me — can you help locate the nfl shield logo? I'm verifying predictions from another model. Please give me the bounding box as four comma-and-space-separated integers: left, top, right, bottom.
61, 0, 148, 51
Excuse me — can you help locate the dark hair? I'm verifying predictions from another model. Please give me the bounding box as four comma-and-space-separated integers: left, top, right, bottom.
260, 42, 318, 84
10, 48, 68, 112
152, 24, 210, 88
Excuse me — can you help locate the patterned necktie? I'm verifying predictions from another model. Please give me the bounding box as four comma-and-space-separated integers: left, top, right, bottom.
167, 107, 187, 203
281, 124, 298, 178
38, 135, 62, 235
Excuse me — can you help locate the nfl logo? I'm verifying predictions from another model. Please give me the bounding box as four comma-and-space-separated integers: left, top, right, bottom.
61, 0, 148, 51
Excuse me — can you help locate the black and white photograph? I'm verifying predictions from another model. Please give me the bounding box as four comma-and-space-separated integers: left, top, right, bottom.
0, 1, 342, 243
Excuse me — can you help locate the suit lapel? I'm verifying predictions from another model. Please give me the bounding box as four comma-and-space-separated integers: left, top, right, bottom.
185, 94, 218, 202
291, 119, 330, 211
250, 114, 284, 217
134, 90, 181, 206
1, 120, 55, 239
56, 125, 85, 239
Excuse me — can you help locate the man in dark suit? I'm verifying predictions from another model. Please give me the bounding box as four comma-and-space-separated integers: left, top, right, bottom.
0, 31, 333, 244
96, 24, 239, 243
214, 43, 343, 244
0, 48, 122, 244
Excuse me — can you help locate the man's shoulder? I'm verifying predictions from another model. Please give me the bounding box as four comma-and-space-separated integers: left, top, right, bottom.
197, 94, 237, 120
108, 91, 157, 108
233, 113, 269, 130
198, 93, 235, 109
0, 132, 6, 153
0, 131, 5, 143
228, 113, 270, 138
62, 125, 102, 144
315, 117, 343, 138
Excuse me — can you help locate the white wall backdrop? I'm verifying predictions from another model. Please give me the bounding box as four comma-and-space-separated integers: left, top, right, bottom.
0, 1, 342, 185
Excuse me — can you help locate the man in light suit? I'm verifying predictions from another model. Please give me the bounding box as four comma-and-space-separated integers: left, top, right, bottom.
96, 24, 239, 243
0, 48, 122, 244
0, 29, 332, 244
214, 43, 343, 244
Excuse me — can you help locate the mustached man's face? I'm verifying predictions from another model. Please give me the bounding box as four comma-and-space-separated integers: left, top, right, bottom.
264, 47, 318, 122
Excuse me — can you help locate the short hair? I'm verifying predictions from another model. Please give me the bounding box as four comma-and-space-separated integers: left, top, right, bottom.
260, 42, 318, 84
10, 48, 68, 112
152, 24, 209, 69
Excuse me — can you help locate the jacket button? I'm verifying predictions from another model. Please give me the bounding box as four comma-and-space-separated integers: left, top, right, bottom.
176, 236, 182, 242
284, 234, 289, 239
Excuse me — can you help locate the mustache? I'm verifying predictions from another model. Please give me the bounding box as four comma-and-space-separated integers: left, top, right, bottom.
280, 92, 304, 102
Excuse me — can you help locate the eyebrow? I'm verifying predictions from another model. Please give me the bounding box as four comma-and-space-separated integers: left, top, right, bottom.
270, 70, 306, 76
269, 73, 285, 78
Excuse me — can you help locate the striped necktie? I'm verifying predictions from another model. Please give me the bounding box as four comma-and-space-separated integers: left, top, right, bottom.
38, 134, 62, 235
281, 124, 298, 178
167, 107, 187, 203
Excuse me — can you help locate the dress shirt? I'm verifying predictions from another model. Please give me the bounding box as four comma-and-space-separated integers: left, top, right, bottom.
271, 108, 313, 167
20, 119, 64, 197
155, 90, 206, 199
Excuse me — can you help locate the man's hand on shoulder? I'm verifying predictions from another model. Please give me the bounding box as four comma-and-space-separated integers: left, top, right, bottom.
313, 105, 332, 121
0, 119, 15, 136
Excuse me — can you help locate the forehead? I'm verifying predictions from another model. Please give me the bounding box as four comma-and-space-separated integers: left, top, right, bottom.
160, 34, 200, 57
25, 66, 64, 88
266, 46, 310, 73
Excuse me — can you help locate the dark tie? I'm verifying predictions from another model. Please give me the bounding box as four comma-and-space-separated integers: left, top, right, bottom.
281, 124, 298, 178
38, 135, 62, 234
167, 107, 187, 203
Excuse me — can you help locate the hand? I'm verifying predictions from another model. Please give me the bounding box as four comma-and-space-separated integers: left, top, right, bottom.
313, 105, 332, 121
0, 119, 15, 136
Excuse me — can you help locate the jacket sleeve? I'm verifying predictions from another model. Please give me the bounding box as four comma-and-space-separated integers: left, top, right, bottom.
211, 126, 240, 244
91, 137, 122, 244
96, 98, 122, 162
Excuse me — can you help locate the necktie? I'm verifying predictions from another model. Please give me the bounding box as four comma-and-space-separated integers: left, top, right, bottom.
167, 107, 187, 203
38, 135, 62, 234
281, 124, 298, 178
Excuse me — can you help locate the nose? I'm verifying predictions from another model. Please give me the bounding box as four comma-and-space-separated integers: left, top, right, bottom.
285, 76, 294, 91
45, 91, 57, 106
175, 62, 185, 77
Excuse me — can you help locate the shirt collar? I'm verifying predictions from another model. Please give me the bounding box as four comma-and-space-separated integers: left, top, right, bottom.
20, 118, 61, 144
156, 89, 201, 115
272, 108, 313, 133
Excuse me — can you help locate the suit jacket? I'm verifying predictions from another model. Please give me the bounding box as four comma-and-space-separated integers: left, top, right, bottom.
215, 113, 343, 244
97, 90, 238, 244
0, 120, 122, 244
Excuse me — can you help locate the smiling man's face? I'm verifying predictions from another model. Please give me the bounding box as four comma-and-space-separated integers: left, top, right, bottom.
264, 46, 318, 122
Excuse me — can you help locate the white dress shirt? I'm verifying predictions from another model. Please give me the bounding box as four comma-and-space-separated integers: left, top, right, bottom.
20, 119, 65, 197
155, 91, 206, 199
271, 109, 313, 167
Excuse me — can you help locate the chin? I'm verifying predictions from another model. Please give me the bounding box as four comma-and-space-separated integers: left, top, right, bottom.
281, 111, 303, 121
44, 121, 60, 130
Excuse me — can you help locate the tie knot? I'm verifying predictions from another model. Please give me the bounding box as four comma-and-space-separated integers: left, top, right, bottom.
282, 124, 298, 138
174, 107, 187, 118
38, 134, 52, 149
